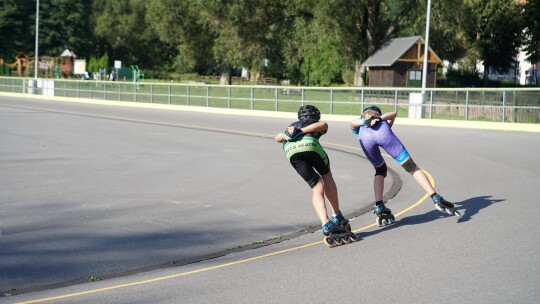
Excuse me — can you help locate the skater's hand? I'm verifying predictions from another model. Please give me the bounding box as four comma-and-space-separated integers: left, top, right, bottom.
366, 115, 381, 128
286, 126, 304, 141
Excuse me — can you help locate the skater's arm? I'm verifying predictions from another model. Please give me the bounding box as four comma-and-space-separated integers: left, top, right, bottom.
276, 121, 328, 143
275, 132, 290, 143
381, 112, 396, 126
351, 119, 364, 129
298, 121, 328, 133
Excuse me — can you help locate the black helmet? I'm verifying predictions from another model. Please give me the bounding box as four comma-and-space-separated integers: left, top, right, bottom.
298, 105, 321, 120
363, 105, 382, 115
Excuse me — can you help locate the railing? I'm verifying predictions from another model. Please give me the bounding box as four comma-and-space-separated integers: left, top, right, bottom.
0, 77, 539, 123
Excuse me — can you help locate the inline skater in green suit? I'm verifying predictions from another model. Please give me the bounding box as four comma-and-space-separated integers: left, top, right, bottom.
275, 105, 356, 247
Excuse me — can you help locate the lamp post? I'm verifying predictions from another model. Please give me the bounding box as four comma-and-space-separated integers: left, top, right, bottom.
34, 0, 39, 80
421, 0, 431, 98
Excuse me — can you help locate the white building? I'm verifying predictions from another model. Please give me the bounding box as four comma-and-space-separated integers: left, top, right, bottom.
476, 49, 538, 85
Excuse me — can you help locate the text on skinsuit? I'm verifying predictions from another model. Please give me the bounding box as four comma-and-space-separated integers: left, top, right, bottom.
285, 142, 317, 153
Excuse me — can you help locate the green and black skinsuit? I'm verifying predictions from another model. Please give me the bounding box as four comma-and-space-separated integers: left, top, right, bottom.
283, 118, 331, 188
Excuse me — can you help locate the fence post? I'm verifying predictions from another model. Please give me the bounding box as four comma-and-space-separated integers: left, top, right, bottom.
429, 90, 433, 119
206, 86, 210, 107
228, 86, 231, 109
168, 84, 171, 104
394, 90, 398, 113
361, 89, 365, 110
330, 89, 334, 114
465, 90, 469, 120
187, 85, 191, 106
275, 87, 278, 112
250, 87, 254, 110
512, 90, 517, 123
429, 90, 434, 119
502, 90, 506, 122
150, 84, 153, 103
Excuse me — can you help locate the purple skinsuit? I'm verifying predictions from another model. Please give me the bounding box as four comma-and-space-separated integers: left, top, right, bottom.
352, 120, 410, 167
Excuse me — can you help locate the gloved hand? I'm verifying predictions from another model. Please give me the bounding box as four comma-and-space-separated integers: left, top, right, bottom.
285, 127, 304, 141
365, 115, 381, 128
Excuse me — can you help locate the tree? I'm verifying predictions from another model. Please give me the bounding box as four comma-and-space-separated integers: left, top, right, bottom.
402, 0, 477, 65
93, 0, 167, 69
39, 0, 94, 58
0, 0, 36, 58
146, 0, 215, 74
202, 0, 316, 84
472, 0, 523, 80
522, 0, 540, 64
313, 0, 420, 86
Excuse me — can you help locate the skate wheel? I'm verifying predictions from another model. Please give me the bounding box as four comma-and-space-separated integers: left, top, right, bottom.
348, 234, 357, 242
445, 208, 454, 215
334, 236, 344, 246
376, 218, 383, 227
454, 210, 463, 219
323, 237, 335, 248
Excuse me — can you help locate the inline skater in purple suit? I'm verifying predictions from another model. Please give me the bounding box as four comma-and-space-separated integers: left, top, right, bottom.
351, 106, 462, 225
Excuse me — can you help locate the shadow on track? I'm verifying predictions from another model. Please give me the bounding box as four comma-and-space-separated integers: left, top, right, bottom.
354, 196, 505, 241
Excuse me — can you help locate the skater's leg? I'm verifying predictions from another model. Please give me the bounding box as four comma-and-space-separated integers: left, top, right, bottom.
311, 178, 330, 225
372, 162, 387, 201
411, 169, 436, 196
321, 171, 340, 216
403, 159, 458, 216
370, 162, 394, 226
374, 175, 385, 201
401, 157, 435, 196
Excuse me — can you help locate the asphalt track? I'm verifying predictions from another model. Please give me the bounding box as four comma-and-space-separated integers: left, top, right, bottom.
1, 94, 539, 303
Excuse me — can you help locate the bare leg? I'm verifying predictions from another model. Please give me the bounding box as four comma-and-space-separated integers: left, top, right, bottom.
311, 179, 330, 225
321, 171, 340, 215
374, 175, 385, 201
411, 169, 436, 196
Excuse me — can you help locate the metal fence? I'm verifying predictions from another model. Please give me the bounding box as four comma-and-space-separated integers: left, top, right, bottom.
1, 76, 539, 123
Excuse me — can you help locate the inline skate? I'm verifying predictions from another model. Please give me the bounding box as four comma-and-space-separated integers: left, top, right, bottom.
332, 212, 352, 232
322, 220, 357, 248
374, 202, 395, 227
432, 194, 462, 219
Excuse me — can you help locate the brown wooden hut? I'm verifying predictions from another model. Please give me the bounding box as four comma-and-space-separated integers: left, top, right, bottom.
362, 36, 444, 87
59, 49, 77, 78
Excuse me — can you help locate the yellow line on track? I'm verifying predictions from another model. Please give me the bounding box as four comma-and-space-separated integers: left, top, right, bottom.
15, 172, 435, 304
14, 145, 435, 304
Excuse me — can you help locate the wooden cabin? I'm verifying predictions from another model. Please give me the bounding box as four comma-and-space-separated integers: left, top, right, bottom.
362, 36, 444, 87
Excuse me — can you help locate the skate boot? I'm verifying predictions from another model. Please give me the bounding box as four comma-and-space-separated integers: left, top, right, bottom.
322, 220, 357, 248
432, 194, 462, 219
332, 211, 352, 232
374, 202, 395, 227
